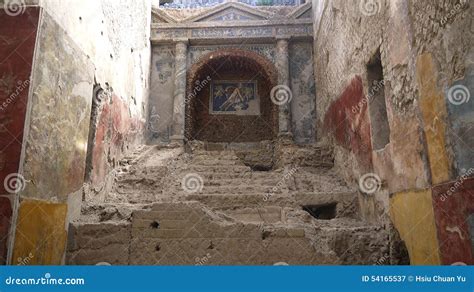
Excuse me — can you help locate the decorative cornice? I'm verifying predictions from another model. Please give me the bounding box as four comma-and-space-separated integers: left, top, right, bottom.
287, 2, 312, 19
152, 17, 312, 29
181, 2, 271, 23
151, 22, 313, 44
151, 8, 178, 23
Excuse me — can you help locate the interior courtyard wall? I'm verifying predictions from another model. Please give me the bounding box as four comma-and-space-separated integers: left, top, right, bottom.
0, 0, 152, 264
312, 0, 473, 265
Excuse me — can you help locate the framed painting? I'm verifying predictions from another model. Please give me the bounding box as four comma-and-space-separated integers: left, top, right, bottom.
209, 80, 260, 115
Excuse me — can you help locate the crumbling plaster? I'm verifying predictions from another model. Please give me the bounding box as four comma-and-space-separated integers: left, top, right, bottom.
3, 0, 153, 265
312, 0, 473, 264
38, 0, 151, 119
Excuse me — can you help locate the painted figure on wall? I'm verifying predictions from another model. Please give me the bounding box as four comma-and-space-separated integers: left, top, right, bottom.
210, 80, 260, 115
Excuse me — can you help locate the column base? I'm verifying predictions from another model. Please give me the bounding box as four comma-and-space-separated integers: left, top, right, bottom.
169, 135, 185, 147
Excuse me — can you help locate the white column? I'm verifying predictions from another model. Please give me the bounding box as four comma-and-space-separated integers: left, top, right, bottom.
171, 40, 188, 142
275, 38, 292, 137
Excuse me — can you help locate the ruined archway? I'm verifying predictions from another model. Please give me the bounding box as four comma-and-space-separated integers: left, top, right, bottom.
185, 49, 279, 142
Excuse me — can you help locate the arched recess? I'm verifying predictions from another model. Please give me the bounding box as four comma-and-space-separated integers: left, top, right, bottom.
185, 49, 279, 142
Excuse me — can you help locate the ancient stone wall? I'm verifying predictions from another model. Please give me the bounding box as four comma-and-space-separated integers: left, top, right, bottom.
148, 42, 317, 143
148, 44, 279, 143
38, 0, 152, 191
149, 1, 315, 144
312, 0, 473, 265
0, 0, 152, 265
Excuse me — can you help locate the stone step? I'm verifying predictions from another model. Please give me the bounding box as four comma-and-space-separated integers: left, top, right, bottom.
67, 202, 388, 265
78, 202, 149, 223
190, 160, 243, 167
180, 171, 275, 180
276, 144, 334, 168
67, 221, 131, 265
104, 191, 160, 204
192, 151, 239, 158
72, 142, 385, 265
171, 184, 287, 195
191, 155, 241, 161
184, 165, 251, 173
202, 178, 282, 186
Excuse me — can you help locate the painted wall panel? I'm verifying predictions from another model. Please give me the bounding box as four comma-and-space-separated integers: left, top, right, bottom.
390, 189, 441, 265
0, 7, 40, 265
445, 66, 474, 176
0, 7, 39, 195
416, 53, 451, 185
12, 199, 67, 265
0, 196, 12, 264
432, 177, 474, 265
323, 76, 373, 170
290, 42, 316, 144
148, 45, 175, 143
21, 11, 94, 202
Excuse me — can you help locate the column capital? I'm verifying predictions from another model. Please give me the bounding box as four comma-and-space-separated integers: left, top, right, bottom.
275, 36, 291, 42
173, 38, 189, 45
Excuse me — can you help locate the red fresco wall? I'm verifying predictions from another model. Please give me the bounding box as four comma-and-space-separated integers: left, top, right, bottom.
90, 93, 143, 186
323, 76, 373, 170
0, 7, 40, 264
432, 177, 474, 265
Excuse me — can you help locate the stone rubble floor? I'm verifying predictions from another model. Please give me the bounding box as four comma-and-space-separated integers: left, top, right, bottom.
67, 143, 389, 265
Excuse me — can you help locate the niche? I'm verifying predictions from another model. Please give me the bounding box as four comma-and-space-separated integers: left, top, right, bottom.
367, 49, 390, 151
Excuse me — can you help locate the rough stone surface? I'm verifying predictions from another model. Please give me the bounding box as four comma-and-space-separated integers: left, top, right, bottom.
68, 142, 396, 265
312, 0, 473, 264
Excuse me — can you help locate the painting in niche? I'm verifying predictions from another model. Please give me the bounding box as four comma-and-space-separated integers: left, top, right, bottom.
210, 80, 260, 115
